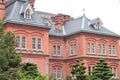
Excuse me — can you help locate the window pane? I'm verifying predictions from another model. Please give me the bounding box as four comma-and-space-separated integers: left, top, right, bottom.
109, 45, 112, 55
113, 46, 116, 55
38, 38, 42, 49
53, 68, 56, 78
88, 66, 91, 75
91, 43, 95, 53
102, 44, 106, 54
98, 44, 101, 54
57, 46, 61, 56
53, 46, 56, 56
74, 44, 76, 55
88, 43, 90, 54
57, 68, 61, 79
113, 67, 117, 77
26, 9, 31, 19
70, 45, 73, 55
32, 38, 36, 49
16, 36, 20, 48
22, 37, 26, 48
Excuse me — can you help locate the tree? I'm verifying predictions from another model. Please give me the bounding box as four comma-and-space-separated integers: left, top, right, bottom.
20, 62, 46, 80
0, 20, 21, 80
71, 58, 86, 80
92, 58, 113, 80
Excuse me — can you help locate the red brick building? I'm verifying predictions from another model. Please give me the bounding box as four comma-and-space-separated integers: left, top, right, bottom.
0, 0, 120, 80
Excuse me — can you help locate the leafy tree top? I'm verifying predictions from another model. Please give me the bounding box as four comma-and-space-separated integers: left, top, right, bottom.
92, 58, 113, 80
71, 58, 87, 80
0, 21, 21, 80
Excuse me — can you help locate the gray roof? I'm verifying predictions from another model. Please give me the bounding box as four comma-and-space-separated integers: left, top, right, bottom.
4, 0, 50, 28
49, 15, 120, 37
3, 0, 119, 37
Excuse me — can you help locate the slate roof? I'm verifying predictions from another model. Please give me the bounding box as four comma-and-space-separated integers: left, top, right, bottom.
49, 15, 120, 37
3, 0, 119, 37
4, 0, 50, 29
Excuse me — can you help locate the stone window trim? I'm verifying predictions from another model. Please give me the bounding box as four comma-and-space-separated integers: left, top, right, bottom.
22, 36, 26, 49
87, 42, 95, 54
32, 37, 42, 50
88, 65, 94, 76
110, 66, 117, 78
109, 45, 116, 56
23, 4, 34, 19
53, 67, 62, 79
70, 44, 77, 56
15, 36, 27, 50
16, 36, 20, 49
98, 43, 106, 55
25, 9, 31, 19
52, 45, 61, 56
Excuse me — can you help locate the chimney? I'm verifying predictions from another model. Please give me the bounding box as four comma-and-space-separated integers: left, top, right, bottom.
51, 14, 71, 30
29, 0, 35, 8
0, 0, 5, 20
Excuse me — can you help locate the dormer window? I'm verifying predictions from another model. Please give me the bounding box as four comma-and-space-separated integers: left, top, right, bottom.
26, 9, 31, 19
90, 18, 103, 30
21, 4, 34, 19
96, 21, 100, 30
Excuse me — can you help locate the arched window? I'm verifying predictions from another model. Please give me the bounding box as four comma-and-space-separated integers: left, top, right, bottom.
26, 9, 31, 19
53, 67, 62, 79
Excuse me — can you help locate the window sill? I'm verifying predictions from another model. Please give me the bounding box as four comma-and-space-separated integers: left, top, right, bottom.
15, 48, 27, 50
111, 76, 119, 79
87, 53, 96, 55
98, 54, 107, 56
32, 49, 43, 52
69, 54, 77, 57
109, 55, 117, 57
52, 55, 62, 57
15, 48, 21, 50
20, 48, 27, 50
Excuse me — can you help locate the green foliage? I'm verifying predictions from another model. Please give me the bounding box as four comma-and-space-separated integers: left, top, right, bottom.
71, 58, 87, 80
0, 21, 21, 80
85, 76, 93, 80
92, 58, 113, 80
66, 76, 72, 80
20, 63, 46, 80
0, 20, 3, 35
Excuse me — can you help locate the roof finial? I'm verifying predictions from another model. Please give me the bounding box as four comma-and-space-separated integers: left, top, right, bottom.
83, 8, 85, 16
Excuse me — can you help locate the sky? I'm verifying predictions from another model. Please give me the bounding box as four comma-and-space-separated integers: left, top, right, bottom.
35, 0, 120, 35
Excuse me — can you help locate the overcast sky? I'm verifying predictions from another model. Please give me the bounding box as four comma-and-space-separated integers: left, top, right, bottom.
35, 0, 120, 35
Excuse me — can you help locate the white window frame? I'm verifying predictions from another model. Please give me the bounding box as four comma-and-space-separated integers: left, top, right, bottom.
91, 43, 95, 54
32, 38, 36, 50
26, 9, 31, 19
102, 44, 106, 54
88, 43, 91, 54
53, 45, 61, 56
98, 44, 106, 55
113, 67, 117, 77
87, 42, 95, 54
109, 45, 116, 56
53, 68, 56, 79
53, 68, 62, 79
16, 36, 20, 49
37, 38, 42, 50
22, 36, 26, 49
111, 67, 117, 77
88, 66, 94, 75
53, 46, 57, 56
57, 46, 61, 56
70, 44, 76, 55
57, 68, 62, 79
